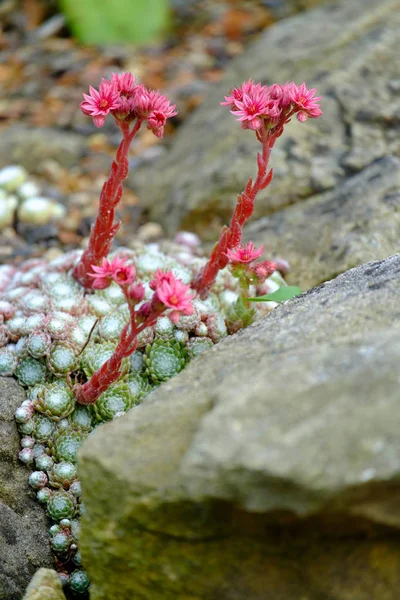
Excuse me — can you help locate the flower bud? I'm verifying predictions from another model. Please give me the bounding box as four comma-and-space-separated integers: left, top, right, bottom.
128, 282, 145, 305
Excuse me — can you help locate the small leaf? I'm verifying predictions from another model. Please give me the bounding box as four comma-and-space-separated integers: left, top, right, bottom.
248, 286, 301, 303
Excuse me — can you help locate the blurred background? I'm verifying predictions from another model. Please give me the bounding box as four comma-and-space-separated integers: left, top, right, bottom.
0, 0, 325, 264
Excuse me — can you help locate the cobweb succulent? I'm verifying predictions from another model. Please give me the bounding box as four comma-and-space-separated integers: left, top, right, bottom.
0, 72, 321, 595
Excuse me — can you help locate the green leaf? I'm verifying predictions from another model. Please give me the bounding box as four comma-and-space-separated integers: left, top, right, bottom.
248, 286, 302, 303
58, 0, 170, 45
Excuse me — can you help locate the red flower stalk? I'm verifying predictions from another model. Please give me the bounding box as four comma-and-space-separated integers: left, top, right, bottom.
192, 80, 321, 299
73, 73, 177, 288
74, 266, 193, 405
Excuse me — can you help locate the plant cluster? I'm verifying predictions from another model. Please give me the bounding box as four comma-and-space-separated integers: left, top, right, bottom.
0, 72, 321, 594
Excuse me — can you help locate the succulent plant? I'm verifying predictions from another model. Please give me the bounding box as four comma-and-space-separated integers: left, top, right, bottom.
37, 487, 52, 504
1, 226, 287, 592
81, 341, 124, 378
34, 383, 76, 421
187, 336, 213, 358
27, 331, 52, 359
90, 381, 134, 423
47, 490, 77, 521
49, 461, 78, 489
70, 405, 93, 431
6, 316, 27, 340
34, 414, 57, 442
225, 296, 257, 334
21, 290, 50, 314
69, 569, 90, 593
51, 426, 89, 464
0, 348, 18, 375
144, 339, 188, 383
154, 315, 176, 340
50, 528, 73, 555
98, 312, 126, 341
15, 357, 47, 387
28, 470, 48, 490
15, 401, 34, 423
18, 447, 34, 465
35, 453, 54, 472
126, 373, 152, 405
129, 350, 145, 375
48, 342, 78, 375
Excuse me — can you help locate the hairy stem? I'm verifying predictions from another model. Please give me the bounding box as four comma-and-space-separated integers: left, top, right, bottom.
192, 128, 276, 299
74, 304, 161, 405
73, 119, 142, 288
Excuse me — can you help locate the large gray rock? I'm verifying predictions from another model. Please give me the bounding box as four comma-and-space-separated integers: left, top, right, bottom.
133, 0, 400, 280
0, 127, 84, 172
0, 378, 53, 600
246, 156, 400, 288
265, 0, 332, 19
79, 253, 400, 600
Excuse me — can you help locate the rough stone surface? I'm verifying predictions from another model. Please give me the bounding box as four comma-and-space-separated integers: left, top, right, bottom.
246, 156, 400, 288
265, 0, 331, 19
0, 378, 53, 600
0, 127, 84, 172
133, 0, 400, 272
79, 254, 400, 600
22, 569, 65, 600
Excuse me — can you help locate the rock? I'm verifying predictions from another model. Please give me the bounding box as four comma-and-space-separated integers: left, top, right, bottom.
132, 0, 400, 251
18, 197, 66, 226
79, 253, 400, 600
22, 569, 65, 600
246, 156, 400, 289
265, 0, 331, 19
0, 166, 28, 192
18, 182, 42, 200
0, 194, 18, 229
0, 127, 84, 172
0, 378, 53, 600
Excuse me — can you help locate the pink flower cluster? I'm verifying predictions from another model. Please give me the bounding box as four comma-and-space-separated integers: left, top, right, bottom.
222, 79, 322, 131
227, 242, 277, 285
148, 269, 194, 324
89, 255, 136, 289
81, 72, 177, 137
90, 258, 193, 324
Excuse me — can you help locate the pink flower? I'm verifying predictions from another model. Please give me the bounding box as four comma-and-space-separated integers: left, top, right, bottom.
289, 82, 322, 122
81, 80, 121, 128
253, 260, 277, 282
131, 84, 152, 117
153, 272, 194, 323
112, 96, 134, 120
127, 282, 146, 306
112, 263, 136, 287
222, 80, 281, 131
89, 256, 135, 289
149, 268, 175, 291
221, 79, 262, 110
222, 80, 322, 131
110, 72, 136, 95
146, 91, 177, 138
226, 242, 264, 264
